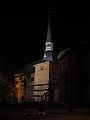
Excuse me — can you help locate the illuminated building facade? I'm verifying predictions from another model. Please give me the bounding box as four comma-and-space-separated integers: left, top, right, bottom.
14, 60, 59, 103
14, 63, 35, 102
33, 61, 50, 101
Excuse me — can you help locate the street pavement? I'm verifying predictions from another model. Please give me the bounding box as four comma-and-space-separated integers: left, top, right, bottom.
0, 107, 90, 120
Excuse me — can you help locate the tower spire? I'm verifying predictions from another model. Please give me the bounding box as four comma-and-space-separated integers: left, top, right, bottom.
46, 7, 52, 42
43, 7, 53, 62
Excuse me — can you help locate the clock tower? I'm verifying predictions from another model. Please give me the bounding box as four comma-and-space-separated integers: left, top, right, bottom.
43, 9, 53, 62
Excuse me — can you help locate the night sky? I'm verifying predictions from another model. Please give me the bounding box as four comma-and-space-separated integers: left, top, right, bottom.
0, 2, 87, 73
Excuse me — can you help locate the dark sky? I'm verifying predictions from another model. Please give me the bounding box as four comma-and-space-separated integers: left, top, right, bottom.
0, 3, 87, 72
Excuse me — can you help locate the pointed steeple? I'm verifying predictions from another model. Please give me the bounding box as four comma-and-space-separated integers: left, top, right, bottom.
43, 7, 54, 62
46, 8, 52, 42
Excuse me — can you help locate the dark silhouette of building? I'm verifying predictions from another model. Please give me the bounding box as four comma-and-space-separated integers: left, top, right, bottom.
57, 42, 90, 109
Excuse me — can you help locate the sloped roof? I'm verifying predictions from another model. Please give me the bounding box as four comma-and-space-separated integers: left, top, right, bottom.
14, 59, 44, 74
57, 47, 72, 60
22, 59, 44, 71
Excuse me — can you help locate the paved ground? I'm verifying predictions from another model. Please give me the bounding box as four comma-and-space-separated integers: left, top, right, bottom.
0, 107, 90, 120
